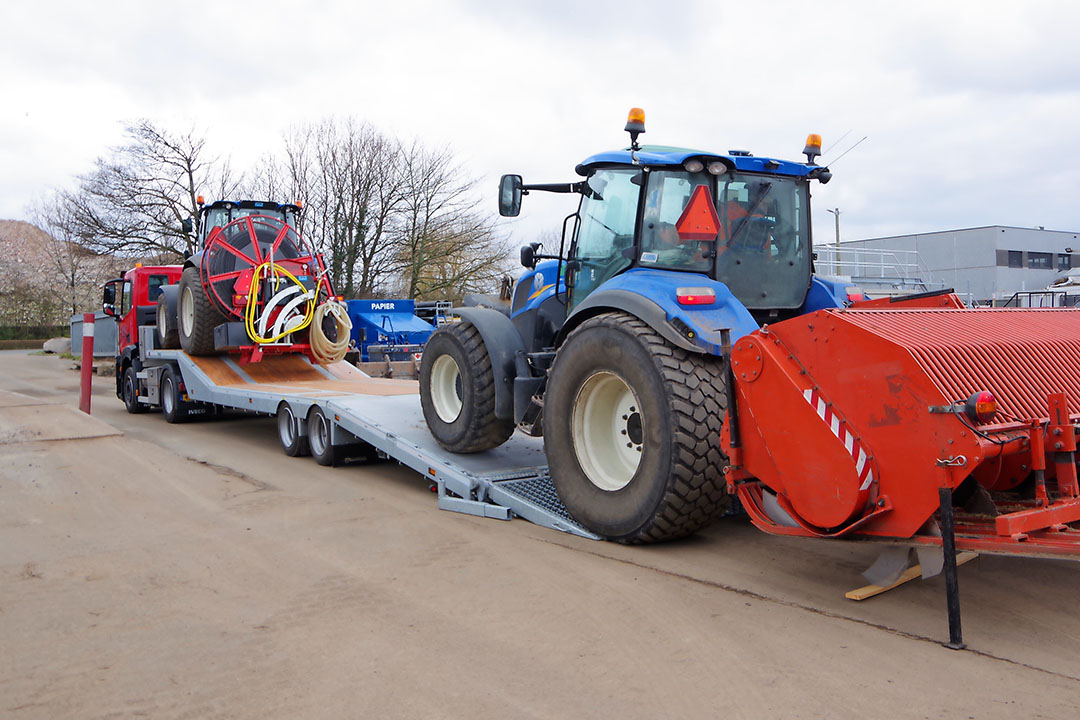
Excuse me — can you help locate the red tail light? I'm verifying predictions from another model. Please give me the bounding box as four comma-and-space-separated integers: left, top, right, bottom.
965, 390, 998, 424
676, 287, 715, 305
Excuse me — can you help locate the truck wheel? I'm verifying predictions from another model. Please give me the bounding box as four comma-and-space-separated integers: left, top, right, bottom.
277, 402, 310, 457
156, 291, 180, 349
178, 266, 226, 355
160, 366, 188, 423
544, 312, 730, 543
419, 321, 514, 453
122, 366, 147, 414
307, 406, 337, 466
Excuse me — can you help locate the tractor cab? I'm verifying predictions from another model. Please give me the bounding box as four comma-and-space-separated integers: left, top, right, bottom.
193, 199, 303, 247
501, 109, 832, 326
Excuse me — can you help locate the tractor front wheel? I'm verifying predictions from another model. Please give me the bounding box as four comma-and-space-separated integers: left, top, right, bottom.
543, 312, 730, 542
419, 321, 514, 453
178, 266, 226, 355
156, 291, 180, 349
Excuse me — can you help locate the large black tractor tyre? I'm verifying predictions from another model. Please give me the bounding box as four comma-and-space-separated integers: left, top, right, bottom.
543, 312, 730, 543
419, 321, 515, 453
122, 365, 147, 414
178, 266, 227, 355
156, 290, 180, 349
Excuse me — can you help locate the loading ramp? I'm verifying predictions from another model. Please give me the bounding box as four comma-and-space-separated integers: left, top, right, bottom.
137, 327, 598, 540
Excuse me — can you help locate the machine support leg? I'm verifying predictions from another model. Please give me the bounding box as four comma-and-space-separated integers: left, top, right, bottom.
938, 487, 966, 650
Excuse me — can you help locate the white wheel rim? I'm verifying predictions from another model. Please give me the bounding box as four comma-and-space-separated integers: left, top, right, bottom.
180, 286, 194, 336
158, 302, 167, 336
310, 413, 328, 456
572, 371, 643, 491
278, 407, 296, 446
162, 377, 175, 415
430, 354, 463, 423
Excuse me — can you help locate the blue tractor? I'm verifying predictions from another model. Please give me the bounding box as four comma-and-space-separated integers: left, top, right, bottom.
419, 109, 852, 542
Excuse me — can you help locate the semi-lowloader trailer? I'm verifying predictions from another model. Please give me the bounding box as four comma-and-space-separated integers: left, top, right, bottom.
105, 114, 1080, 647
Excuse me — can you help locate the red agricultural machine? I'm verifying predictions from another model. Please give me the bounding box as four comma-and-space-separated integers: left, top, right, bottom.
158, 199, 350, 365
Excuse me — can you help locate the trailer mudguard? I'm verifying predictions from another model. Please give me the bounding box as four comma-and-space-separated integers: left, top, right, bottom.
453, 306, 526, 420
558, 268, 760, 355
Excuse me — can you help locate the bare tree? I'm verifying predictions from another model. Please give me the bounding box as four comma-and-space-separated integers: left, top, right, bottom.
277, 119, 404, 298
65, 120, 238, 259
29, 191, 113, 316
393, 142, 511, 301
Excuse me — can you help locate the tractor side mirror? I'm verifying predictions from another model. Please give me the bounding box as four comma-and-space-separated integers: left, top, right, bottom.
520, 242, 541, 269
181, 218, 193, 234
498, 174, 523, 217
102, 279, 121, 317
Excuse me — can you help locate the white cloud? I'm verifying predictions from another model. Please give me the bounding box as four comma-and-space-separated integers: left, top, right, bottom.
3, 0, 1080, 254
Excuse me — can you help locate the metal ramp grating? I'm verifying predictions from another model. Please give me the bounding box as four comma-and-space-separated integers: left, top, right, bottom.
495, 474, 578, 525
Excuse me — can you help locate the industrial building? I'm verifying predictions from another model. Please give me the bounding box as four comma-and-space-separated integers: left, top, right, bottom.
820, 225, 1080, 305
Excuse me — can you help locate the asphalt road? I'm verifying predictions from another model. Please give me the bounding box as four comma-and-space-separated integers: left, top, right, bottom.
2, 350, 1079, 719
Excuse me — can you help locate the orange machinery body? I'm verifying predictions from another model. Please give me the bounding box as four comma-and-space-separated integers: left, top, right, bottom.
723, 293, 1080, 558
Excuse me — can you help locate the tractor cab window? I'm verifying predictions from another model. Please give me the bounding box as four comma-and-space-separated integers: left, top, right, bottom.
715, 174, 810, 310
640, 170, 713, 274
569, 168, 640, 307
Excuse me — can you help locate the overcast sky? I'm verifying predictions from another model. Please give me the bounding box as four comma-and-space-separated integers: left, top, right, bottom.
3, 0, 1080, 251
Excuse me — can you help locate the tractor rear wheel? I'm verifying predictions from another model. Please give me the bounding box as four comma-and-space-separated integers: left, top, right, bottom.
156, 291, 180, 349
543, 312, 730, 542
419, 321, 514, 453
178, 266, 227, 355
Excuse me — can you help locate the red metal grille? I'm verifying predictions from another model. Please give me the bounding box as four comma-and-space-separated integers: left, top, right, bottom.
836, 308, 1080, 422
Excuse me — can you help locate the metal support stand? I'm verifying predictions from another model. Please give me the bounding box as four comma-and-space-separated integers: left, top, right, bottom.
938, 487, 966, 650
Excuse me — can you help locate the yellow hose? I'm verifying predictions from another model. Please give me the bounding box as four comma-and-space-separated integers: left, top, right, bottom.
245, 262, 315, 344
309, 300, 352, 365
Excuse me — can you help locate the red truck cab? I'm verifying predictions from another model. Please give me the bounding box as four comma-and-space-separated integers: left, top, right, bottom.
103, 265, 184, 351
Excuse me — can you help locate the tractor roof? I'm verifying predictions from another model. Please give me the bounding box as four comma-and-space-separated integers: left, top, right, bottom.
576, 145, 816, 178
201, 199, 300, 211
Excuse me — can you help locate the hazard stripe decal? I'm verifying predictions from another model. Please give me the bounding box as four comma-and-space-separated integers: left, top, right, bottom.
803, 388, 874, 491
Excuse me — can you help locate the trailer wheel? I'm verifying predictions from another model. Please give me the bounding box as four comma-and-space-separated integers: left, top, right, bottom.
160, 366, 188, 424
419, 321, 514, 453
544, 312, 730, 543
156, 291, 180, 349
178, 266, 226, 355
307, 406, 337, 466
277, 402, 310, 457
122, 366, 147, 414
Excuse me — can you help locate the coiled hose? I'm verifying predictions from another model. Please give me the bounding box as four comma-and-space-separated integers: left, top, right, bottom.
309, 300, 352, 365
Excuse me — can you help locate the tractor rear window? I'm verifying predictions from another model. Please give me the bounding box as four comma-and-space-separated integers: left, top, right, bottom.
715, 174, 810, 309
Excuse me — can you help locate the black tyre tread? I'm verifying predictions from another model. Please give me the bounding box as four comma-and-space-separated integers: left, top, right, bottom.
178, 267, 226, 355
122, 365, 148, 414
563, 311, 730, 543
422, 322, 514, 453
156, 292, 180, 349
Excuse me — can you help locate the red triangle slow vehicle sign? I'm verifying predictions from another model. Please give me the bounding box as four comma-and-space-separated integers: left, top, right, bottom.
675, 185, 721, 241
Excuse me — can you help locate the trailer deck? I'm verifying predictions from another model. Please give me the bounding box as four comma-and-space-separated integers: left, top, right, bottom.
137, 328, 597, 539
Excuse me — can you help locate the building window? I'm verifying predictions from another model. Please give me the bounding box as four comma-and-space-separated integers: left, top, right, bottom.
1029, 252, 1053, 269
1008, 250, 1022, 268
1060, 254, 1072, 271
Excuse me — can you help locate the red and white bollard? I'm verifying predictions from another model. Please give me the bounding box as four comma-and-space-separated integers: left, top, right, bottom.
79, 312, 94, 415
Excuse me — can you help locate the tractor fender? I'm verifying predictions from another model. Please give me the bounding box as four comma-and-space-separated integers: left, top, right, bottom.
452, 307, 526, 420
800, 275, 850, 313
158, 283, 179, 314
557, 269, 760, 356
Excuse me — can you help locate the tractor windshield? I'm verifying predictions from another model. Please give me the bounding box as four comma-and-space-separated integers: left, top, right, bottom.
640, 170, 811, 309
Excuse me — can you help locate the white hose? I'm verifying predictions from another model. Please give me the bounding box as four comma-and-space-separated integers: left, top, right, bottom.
309, 301, 352, 366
